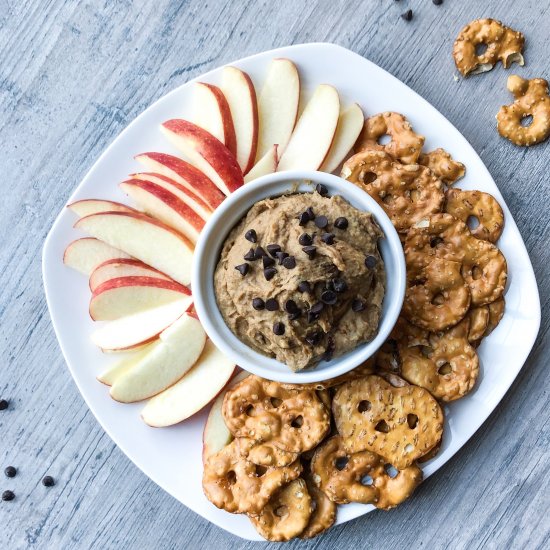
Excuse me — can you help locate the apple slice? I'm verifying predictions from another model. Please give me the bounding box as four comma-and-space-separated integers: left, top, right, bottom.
161, 119, 243, 196
67, 199, 136, 218
97, 343, 155, 386
319, 103, 364, 173
110, 314, 206, 403
89, 259, 171, 292
75, 211, 194, 286
192, 82, 237, 158
63, 238, 132, 276
120, 179, 205, 242
89, 276, 191, 321
277, 84, 340, 172
134, 152, 224, 210
222, 66, 259, 174
203, 370, 249, 461
141, 340, 235, 427
244, 144, 278, 183
90, 299, 190, 351
256, 58, 300, 161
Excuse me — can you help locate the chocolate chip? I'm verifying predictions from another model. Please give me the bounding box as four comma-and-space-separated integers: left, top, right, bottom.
306, 207, 315, 220
262, 256, 275, 268
352, 298, 366, 312
42, 476, 55, 487
282, 256, 296, 269
266, 244, 281, 257
324, 280, 335, 291
265, 298, 279, 311
364, 255, 378, 269
273, 322, 285, 336
305, 331, 323, 346
276, 251, 289, 265
264, 267, 277, 281
4, 467, 16, 478
314, 215, 328, 229
298, 211, 310, 226
432, 0, 443, 4
321, 232, 335, 245
254, 246, 268, 259
302, 246, 317, 259
298, 281, 312, 293
310, 302, 324, 315
288, 309, 302, 321
333, 278, 348, 293
235, 263, 249, 276
307, 311, 319, 324
401, 9, 413, 21
245, 229, 257, 243
334, 217, 348, 230
0, 399, 8, 411
322, 336, 336, 361
315, 183, 329, 196
2, 490, 14, 501
252, 298, 265, 310
321, 291, 337, 305
244, 248, 256, 261
284, 299, 299, 313
298, 233, 313, 246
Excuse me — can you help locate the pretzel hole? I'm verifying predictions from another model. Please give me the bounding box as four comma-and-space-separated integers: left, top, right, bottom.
407, 413, 419, 429
358, 400, 372, 413
227, 470, 237, 484
378, 134, 391, 145
245, 404, 255, 416
361, 474, 374, 486
405, 443, 414, 453
382, 194, 393, 205
291, 415, 303, 428
432, 292, 445, 305
361, 171, 378, 184
521, 115, 533, 127
472, 266, 483, 280
275, 505, 289, 518
255, 465, 268, 477
384, 464, 399, 478
438, 362, 452, 375
467, 216, 480, 230
475, 43, 488, 56
335, 456, 349, 470
375, 419, 390, 433
430, 237, 443, 248
270, 397, 283, 408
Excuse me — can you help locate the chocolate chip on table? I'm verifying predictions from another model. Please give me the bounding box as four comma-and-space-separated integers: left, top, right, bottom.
266, 244, 281, 257
252, 298, 265, 311
235, 263, 249, 276
264, 267, 277, 281
262, 256, 275, 268
254, 246, 268, 259
298, 211, 310, 226
273, 322, 285, 336
0, 399, 8, 411
432, 0, 443, 4
244, 248, 256, 261
315, 183, 329, 196
4, 467, 16, 478
333, 278, 348, 293
265, 298, 279, 311
364, 255, 378, 269
42, 476, 55, 487
321, 290, 337, 305
401, 9, 413, 21
298, 281, 312, 294
334, 217, 348, 230
298, 233, 313, 246
352, 298, 366, 312
314, 215, 328, 229
282, 256, 296, 269
288, 309, 302, 321
284, 299, 299, 313
321, 232, 335, 245
305, 331, 323, 346
245, 229, 257, 243
302, 246, 317, 259
2, 490, 14, 501
276, 251, 289, 265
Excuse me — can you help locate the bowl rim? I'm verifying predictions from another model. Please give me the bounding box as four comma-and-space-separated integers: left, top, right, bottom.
191, 169, 406, 383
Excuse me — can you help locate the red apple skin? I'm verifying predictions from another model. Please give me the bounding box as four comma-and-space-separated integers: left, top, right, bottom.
89, 258, 171, 291
134, 152, 224, 209
67, 199, 137, 215
198, 82, 237, 158
120, 179, 206, 232
239, 70, 259, 175
161, 119, 244, 195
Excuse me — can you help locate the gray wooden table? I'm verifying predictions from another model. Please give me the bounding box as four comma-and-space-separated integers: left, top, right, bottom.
1, 1, 549, 548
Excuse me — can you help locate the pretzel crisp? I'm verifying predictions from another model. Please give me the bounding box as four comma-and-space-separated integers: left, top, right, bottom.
445, 188, 504, 243
497, 75, 550, 146
341, 149, 444, 232
356, 112, 425, 164
453, 19, 525, 77
466, 305, 490, 343
419, 149, 466, 185
403, 257, 471, 332
223, 375, 330, 454
310, 436, 423, 509
485, 297, 506, 337
332, 375, 443, 469
202, 440, 302, 515
249, 479, 312, 541
236, 438, 299, 467
300, 473, 337, 539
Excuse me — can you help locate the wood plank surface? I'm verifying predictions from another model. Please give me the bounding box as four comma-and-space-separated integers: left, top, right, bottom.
0, 0, 548, 548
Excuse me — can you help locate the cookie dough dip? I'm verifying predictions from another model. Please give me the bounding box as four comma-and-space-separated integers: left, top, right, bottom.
214, 187, 386, 371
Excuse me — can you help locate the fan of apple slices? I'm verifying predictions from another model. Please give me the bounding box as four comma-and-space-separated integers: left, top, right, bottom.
63, 58, 365, 427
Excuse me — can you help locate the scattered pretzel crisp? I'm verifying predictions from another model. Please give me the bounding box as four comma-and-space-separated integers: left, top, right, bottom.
453, 19, 525, 77
300, 474, 337, 539
341, 149, 444, 232
332, 375, 444, 469
249, 479, 312, 541
356, 112, 425, 164
202, 440, 302, 515
310, 436, 423, 509
223, 375, 330, 454
445, 188, 504, 243
419, 149, 466, 185
497, 75, 550, 146
236, 438, 299, 467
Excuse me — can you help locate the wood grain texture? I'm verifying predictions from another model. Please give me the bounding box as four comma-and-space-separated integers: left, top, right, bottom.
1, 0, 549, 548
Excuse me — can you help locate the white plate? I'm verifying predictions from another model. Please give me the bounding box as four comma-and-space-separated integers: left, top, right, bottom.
42, 43, 541, 541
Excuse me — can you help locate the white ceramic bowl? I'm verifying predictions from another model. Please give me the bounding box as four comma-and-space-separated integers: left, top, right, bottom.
192, 170, 405, 384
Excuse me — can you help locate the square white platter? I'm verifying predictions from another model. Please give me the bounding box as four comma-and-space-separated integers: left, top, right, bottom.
43, 43, 541, 541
